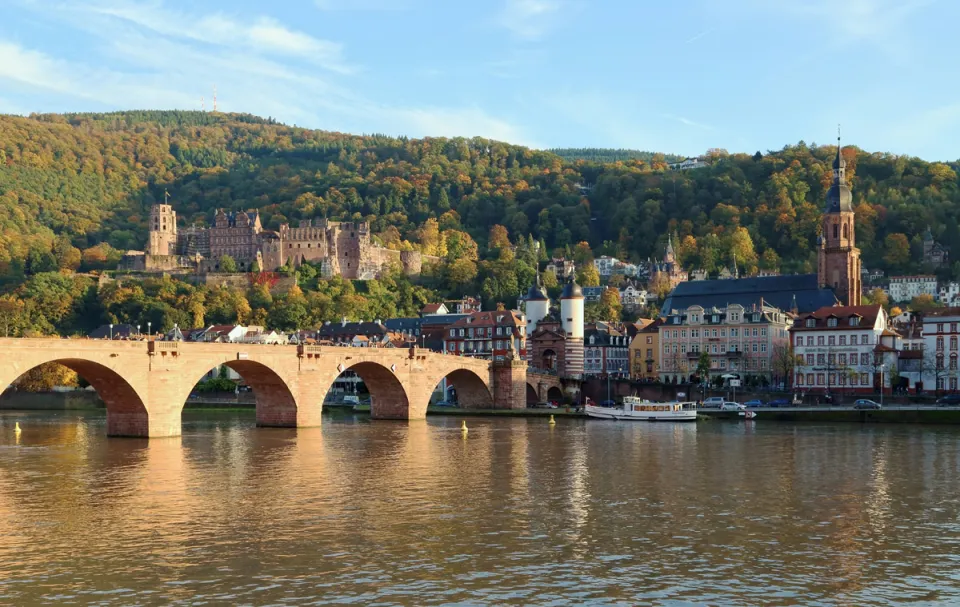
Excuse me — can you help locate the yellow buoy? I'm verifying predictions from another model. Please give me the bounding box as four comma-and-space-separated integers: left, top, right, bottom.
15, 422, 21, 434
460, 420, 468, 434
548, 415, 556, 425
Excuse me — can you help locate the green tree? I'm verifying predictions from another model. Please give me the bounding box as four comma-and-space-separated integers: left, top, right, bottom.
219, 255, 238, 273
597, 287, 622, 321
883, 234, 910, 270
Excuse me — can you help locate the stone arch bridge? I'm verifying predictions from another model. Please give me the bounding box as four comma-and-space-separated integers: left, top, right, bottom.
0, 339, 527, 438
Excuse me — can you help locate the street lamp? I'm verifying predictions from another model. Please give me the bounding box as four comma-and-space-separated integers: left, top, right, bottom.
147, 321, 152, 338
109, 323, 113, 340
137, 324, 141, 338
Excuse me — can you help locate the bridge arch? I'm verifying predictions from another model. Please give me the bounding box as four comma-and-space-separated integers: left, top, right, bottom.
1, 358, 149, 437
341, 361, 412, 419
546, 386, 563, 402
526, 382, 539, 405
180, 358, 300, 428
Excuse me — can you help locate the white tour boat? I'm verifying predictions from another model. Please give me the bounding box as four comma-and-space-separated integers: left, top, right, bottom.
585, 396, 698, 422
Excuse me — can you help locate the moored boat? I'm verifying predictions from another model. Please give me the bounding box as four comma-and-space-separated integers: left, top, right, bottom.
585, 396, 698, 421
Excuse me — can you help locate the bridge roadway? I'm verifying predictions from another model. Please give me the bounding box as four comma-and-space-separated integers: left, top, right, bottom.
0, 338, 530, 438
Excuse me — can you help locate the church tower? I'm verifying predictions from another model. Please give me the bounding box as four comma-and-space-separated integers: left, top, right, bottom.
817, 136, 861, 306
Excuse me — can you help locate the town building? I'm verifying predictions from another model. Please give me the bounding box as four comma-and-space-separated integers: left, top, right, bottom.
817, 138, 862, 306
584, 325, 631, 378
888, 275, 937, 302
619, 283, 649, 312
443, 310, 526, 360
581, 286, 605, 303
938, 282, 960, 305
791, 304, 897, 393
593, 255, 620, 279
629, 319, 662, 381
649, 236, 688, 291
921, 309, 960, 393
923, 227, 949, 268
659, 303, 792, 385
316, 320, 393, 346
668, 157, 709, 171
545, 257, 575, 281
124, 199, 429, 279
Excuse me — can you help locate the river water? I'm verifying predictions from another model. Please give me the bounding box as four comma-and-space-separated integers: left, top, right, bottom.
2, 412, 960, 606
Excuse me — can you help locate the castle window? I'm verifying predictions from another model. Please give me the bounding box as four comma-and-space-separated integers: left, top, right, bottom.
833, 224, 839, 239
843, 224, 849, 239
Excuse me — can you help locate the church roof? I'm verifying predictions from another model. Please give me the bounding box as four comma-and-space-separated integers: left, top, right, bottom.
661, 274, 837, 315
826, 140, 853, 213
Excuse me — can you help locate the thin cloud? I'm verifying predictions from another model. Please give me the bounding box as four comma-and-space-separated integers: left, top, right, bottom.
665, 114, 714, 131
83, 0, 354, 74
684, 28, 713, 44
498, 0, 565, 40
314, 0, 412, 9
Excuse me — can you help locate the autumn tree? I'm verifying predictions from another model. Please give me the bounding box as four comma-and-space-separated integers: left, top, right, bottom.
596, 287, 622, 321
488, 224, 511, 250
15, 362, 78, 392
883, 234, 911, 270
577, 264, 600, 287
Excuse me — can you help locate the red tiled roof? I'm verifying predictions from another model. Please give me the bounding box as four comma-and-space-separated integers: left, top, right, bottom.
421, 303, 445, 314
791, 305, 883, 331
449, 310, 523, 328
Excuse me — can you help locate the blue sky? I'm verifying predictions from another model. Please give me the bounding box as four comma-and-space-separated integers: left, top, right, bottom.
0, 0, 957, 159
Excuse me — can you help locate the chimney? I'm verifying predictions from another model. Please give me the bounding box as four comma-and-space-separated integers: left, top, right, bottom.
341, 316, 347, 327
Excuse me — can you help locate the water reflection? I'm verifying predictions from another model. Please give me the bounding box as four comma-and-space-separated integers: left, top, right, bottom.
3, 412, 960, 604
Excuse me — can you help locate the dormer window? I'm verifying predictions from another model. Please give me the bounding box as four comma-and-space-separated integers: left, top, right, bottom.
827, 317, 838, 328
806, 319, 815, 328
849, 317, 860, 327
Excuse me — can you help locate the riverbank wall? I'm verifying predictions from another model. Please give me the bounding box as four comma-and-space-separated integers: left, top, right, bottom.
700, 408, 960, 424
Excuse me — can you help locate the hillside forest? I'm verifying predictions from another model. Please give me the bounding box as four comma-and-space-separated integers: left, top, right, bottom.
0, 110, 958, 343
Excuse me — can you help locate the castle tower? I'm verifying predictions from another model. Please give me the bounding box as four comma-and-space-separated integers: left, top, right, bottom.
147, 196, 177, 256
817, 135, 861, 306
560, 276, 584, 378
524, 274, 550, 362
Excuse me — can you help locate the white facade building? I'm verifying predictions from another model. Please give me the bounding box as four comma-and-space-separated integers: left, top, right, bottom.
939, 282, 960, 305
888, 275, 937, 302
593, 256, 620, 278
921, 309, 960, 393
619, 284, 648, 311
791, 305, 898, 393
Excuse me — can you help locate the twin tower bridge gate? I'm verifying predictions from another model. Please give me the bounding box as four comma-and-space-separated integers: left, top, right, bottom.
0, 339, 528, 438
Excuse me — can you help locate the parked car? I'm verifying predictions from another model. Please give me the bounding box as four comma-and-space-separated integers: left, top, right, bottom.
936, 394, 960, 407
702, 396, 725, 409
342, 395, 360, 405
766, 398, 790, 408
533, 402, 558, 409
853, 399, 881, 410
743, 399, 765, 408
720, 402, 745, 411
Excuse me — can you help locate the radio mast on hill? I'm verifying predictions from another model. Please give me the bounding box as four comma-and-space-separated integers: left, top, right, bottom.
213, 85, 218, 113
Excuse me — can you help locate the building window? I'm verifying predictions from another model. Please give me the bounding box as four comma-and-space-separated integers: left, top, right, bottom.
817, 373, 825, 385
839, 353, 847, 365
839, 335, 846, 346
827, 318, 838, 327
807, 354, 814, 365
797, 374, 804, 386
861, 335, 870, 345
760, 343, 767, 353
796, 335, 803, 346
938, 337, 945, 351
828, 336, 835, 346
646, 336, 653, 344
806, 319, 815, 328
937, 354, 945, 370
938, 323, 945, 333
860, 353, 870, 366
818, 336, 825, 346
850, 317, 860, 327
951, 355, 958, 371
860, 373, 869, 385
817, 354, 825, 365
850, 374, 858, 386
807, 336, 814, 346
